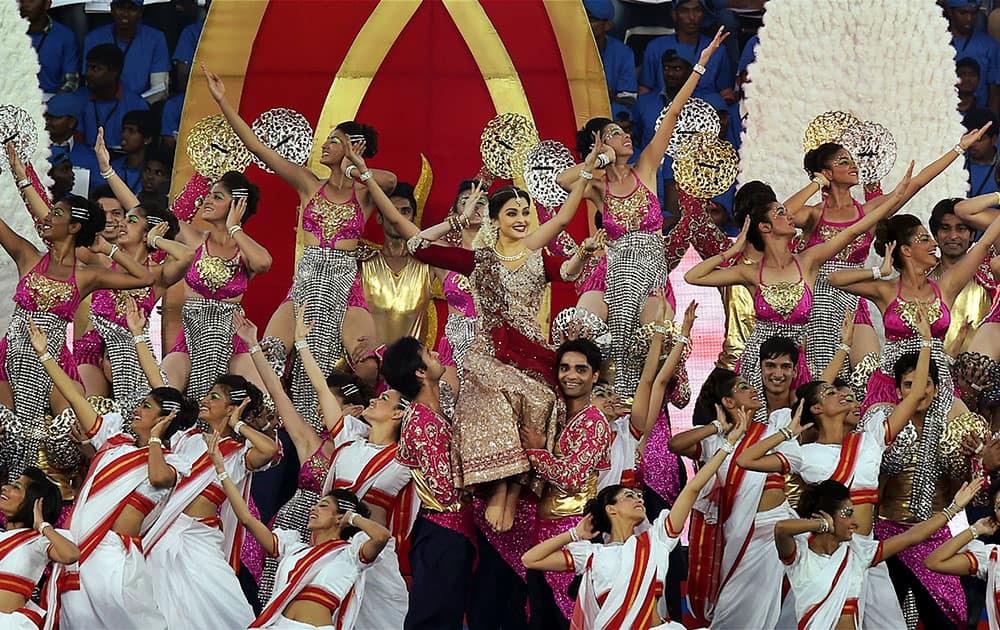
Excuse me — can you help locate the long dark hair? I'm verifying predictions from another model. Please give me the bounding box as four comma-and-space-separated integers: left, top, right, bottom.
874, 215, 924, 270
325, 488, 371, 540
147, 387, 199, 444
583, 484, 628, 535
692, 368, 741, 426
6, 467, 63, 526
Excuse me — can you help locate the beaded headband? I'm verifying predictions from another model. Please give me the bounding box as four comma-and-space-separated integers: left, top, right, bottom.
158, 399, 180, 412
337, 498, 359, 513
230, 188, 249, 199
228, 388, 248, 402
144, 214, 164, 226
70, 206, 90, 220
340, 383, 360, 397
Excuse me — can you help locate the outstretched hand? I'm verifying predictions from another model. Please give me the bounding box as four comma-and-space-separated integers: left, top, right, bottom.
201, 63, 226, 102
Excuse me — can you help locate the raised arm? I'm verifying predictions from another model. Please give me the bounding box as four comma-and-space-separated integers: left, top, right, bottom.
208, 431, 274, 549
523, 174, 589, 252
800, 162, 913, 276
344, 509, 391, 563
819, 310, 854, 385
635, 27, 729, 182
925, 516, 998, 575
29, 321, 98, 432
125, 298, 165, 389
668, 404, 731, 459
0, 214, 40, 273
736, 402, 810, 473
667, 415, 746, 534
226, 198, 272, 275
683, 218, 754, 288
146, 411, 181, 488
826, 242, 897, 304
202, 64, 319, 195
522, 514, 599, 572
784, 174, 828, 230
94, 127, 140, 210
79, 242, 155, 293
883, 313, 933, 439
234, 312, 320, 465
412, 181, 485, 244
872, 123, 993, 210
342, 142, 415, 237
954, 190, 1000, 233
939, 211, 1000, 305
224, 396, 279, 470
630, 330, 665, 440
640, 302, 696, 438
881, 479, 983, 560
6, 142, 50, 222
774, 514, 830, 561
32, 499, 79, 564
146, 224, 195, 288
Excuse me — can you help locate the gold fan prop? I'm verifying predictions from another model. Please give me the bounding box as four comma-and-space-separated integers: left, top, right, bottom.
802, 111, 860, 153
480, 112, 539, 180
186, 114, 252, 179
674, 132, 739, 198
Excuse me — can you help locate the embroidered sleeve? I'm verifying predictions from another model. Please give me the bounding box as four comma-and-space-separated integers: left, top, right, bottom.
527, 410, 611, 492
398, 408, 462, 507
412, 245, 476, 276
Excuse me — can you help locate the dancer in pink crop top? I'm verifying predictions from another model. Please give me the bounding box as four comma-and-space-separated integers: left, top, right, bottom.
0, 155, 154, 478
203, 64, 414, 430
687, 172, 912, 420
554, 27, 728, 401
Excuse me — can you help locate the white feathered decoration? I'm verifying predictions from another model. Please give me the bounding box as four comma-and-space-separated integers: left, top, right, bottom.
740, 0, 966, 224
0, 2, 49, 330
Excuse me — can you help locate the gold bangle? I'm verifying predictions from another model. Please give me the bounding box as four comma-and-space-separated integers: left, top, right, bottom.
993, 191, 1000, 207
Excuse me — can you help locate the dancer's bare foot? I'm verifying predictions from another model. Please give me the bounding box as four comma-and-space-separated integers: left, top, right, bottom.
485, 481, 510, 532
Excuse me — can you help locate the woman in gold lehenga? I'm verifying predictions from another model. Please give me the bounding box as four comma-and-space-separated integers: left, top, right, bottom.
405, 171, 601, 531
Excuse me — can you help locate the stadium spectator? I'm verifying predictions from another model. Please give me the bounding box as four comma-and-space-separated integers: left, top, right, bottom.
83, 0, 169, 99
22, 0, 80, 97
76, 43, 149, 148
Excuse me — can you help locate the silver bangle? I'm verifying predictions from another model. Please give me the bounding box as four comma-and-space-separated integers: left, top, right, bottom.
711, 419, 725, 436
358, 170, 373, 182
871, 267, 883, 280
969, 525, 980, 540
248, 344, 262, 355
693, 63, 706, 76
150, 235, 162, 250
579, 169, 594, 181
568, 527, 580, 542
293, 339, 309, 351
816, 518, 830, 534
596, 153, 611, 169
37, 352, 53, 363
919, 339, 933, 349
837, 343, 851, 354
100, 168, 116, 180
107, 245, 119, 259
133, 334, 148, 344
344, 165, 358, 179
811, 178, 825, 189
780, 427, 793, 441
348, 512, 359, 526
148, 436, 162, 446
37, 522, 52, 534
233, 420, 246, 437
216, 471, 230, 483
16, 178, 31, 190
953, 144, 965, 156
720, 441, 735, 454
675, 333, 691, 346
228, 225, 243, 237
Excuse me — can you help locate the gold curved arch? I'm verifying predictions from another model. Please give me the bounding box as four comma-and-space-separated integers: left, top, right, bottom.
170, 0, 269, 199
542, 0, 613, 124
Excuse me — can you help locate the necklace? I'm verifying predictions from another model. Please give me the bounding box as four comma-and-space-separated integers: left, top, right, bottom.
492, 245, 527, 262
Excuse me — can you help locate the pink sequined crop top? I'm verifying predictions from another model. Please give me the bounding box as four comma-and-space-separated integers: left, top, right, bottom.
301, 185, 365, 247
804, 198, 873, 265
91, 262, 157, 326
753, 259, 812, 325
299, 440, 336, 494
601, 170, 663, 241
442, 271, 476, 318
15, 252, 81, 321
884, 281, 951, 342
185, 240, 250, 300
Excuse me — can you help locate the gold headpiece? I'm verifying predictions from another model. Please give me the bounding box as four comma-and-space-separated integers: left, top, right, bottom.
250, 108, 314, 174
802, 111, 859, 153
673, 132, 739, 199
480, 112, 539, 180
186, 114, 252, 179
